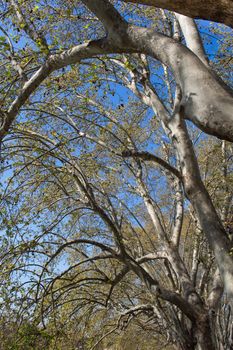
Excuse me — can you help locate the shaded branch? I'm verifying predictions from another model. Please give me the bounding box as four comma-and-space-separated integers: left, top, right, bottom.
121, 0, 233, 27
122, 150, 182, 179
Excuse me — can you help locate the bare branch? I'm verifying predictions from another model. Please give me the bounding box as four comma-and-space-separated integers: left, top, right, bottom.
81, 0, 128, 33
175, 13, 209, 66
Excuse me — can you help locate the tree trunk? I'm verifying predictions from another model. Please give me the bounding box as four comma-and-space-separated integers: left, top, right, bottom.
193, 315, 215, 350
168, 112, 233, 300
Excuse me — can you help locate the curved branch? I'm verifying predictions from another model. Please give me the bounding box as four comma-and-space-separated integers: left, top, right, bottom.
0, 38, 121, 142
81, 0, 128, 32
122, 150, 182, 179
127, 26, 233, 142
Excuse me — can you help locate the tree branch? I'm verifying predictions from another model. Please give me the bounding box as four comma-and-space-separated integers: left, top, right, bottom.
122, 150, 182, 179
175, 13, 208, 66
81, 0, 128, 32
0, 39, 120, 142
120, 0, 233, 27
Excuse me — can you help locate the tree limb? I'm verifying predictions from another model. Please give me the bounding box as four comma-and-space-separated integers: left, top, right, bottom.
122, 150, 182, 179
121, 0, 233, 27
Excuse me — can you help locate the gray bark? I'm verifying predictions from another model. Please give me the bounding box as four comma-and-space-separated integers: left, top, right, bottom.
168, 111, 233, 300
175, 14, 208, 66
126, 26, 233, 142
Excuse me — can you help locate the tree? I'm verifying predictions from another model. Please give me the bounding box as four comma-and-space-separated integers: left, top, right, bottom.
0, 1, 233, 349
